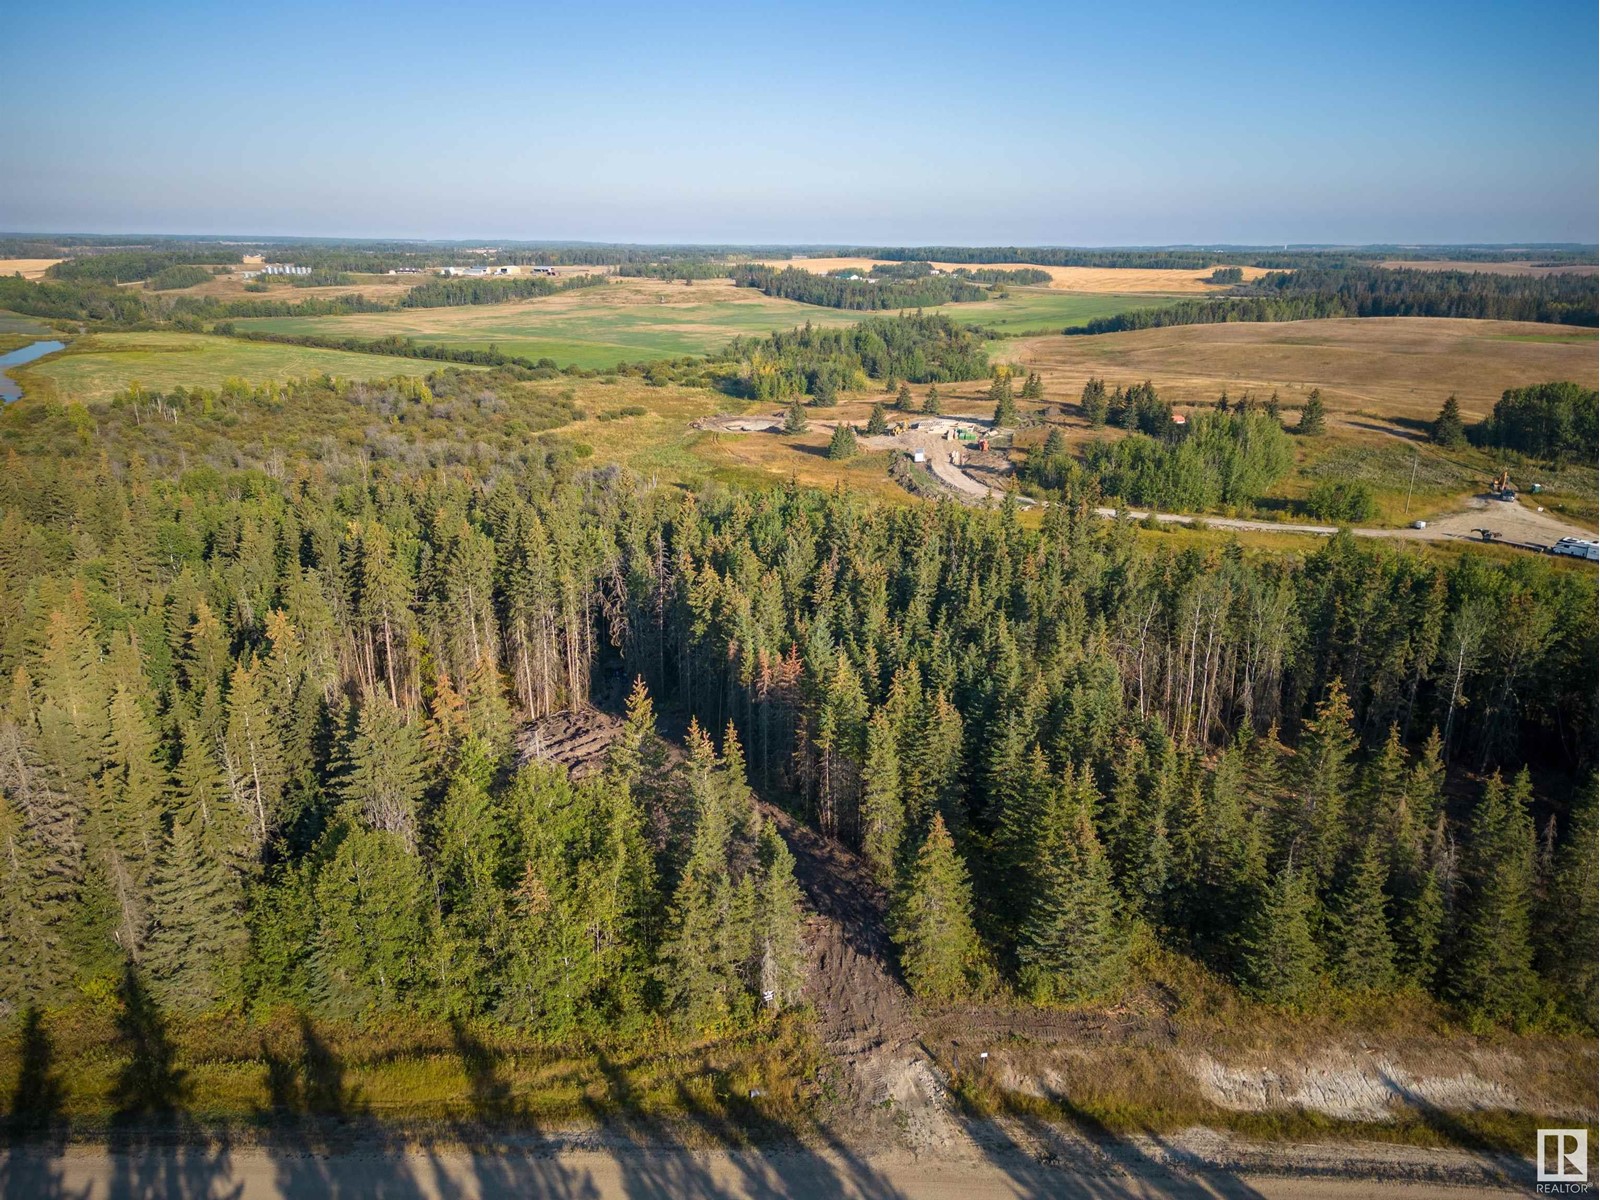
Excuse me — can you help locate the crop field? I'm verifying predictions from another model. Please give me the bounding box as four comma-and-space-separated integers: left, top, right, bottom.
232, 278, 862, 368
1014, 316, 1598, 424
0, 258, 64, 279
16, 331, 482, 403
752, 258, 1276, 292
232, 277, 1175, 367
141, 269, 422, 302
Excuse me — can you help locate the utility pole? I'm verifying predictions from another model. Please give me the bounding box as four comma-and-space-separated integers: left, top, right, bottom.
1404, 450, 1419, 515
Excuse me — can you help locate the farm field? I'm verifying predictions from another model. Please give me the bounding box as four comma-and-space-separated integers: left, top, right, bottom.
232, 277, 1177, 367
752, 258, 1277, 292
0, 258, 65, 279
143, 269, 422, 302
15, 330, 483, 403
1012, 317, 1598, 425
233, 277, 861, 367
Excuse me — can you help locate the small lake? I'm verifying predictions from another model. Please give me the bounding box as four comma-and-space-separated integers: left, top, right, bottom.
0, 340, 66, 402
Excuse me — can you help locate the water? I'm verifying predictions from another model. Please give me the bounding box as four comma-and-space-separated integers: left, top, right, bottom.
0, 340, 66, 402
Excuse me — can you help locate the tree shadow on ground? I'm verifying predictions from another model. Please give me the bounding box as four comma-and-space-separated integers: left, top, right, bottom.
106, 960, 241, 1200
938, 1060, 1274, 1200
0, 1006, 87, 1200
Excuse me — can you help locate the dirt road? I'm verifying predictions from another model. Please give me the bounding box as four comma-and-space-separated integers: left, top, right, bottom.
0, 1143, 1537, 1199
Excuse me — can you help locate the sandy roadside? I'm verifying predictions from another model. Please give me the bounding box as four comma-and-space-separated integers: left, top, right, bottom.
0, 1141, 1536, 1199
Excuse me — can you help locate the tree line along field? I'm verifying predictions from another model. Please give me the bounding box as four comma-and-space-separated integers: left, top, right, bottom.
748, 258, 1279, 292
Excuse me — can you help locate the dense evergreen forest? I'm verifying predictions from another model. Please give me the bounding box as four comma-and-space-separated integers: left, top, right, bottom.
731, 265, 990, 310
46, 251, 242, 284
1242, 266, 1599, 325
715, 313, 992, 400
1471, 381, 1599, 462
0, 358, 1594, 1035
1067, 268, 1598, 335
396, 272, 608, 308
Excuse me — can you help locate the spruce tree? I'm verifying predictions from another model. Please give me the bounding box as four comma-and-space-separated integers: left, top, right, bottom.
1430, 395, 1467, 447
827, 423, 858, 461
922, 385, 941, 415
991, 373, 1018, 427
1296, 389, 1327, 436
1018, 767, 1125, 1002
1447, 770, 1537, 1022
1332, 834, 1397, 991
95, 683, 167, 958
859, 709, 905, 889
783, 401, 809, 434
144, 805, 248, 1011
756, 822, 806, 1010
1284, 680, 1356, 885
1240, 864, 1322, 1006
1081, 378, 1108, 428
223, 661, 286, 857
894, 814, 981, 1003
867, 403, 890, 435
894, 384, 914, 413
1538, 777, 1597, 1023
340, 692, 427, 852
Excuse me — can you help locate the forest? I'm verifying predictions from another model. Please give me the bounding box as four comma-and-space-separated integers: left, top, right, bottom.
0, 355, 1594, 1037
714, 313, 992, 400
1067, 409, 1296, 512
1472, 380, 1599, 461
730, 264, 990, 310
1242, 266, 1600, 326
46, 250, 242, 284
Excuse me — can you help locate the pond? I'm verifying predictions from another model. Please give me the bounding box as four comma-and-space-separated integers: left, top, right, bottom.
0, 340, 67, 402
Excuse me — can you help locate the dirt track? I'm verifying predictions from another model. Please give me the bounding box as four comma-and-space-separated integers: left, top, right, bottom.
0, 1142, 1538, 1198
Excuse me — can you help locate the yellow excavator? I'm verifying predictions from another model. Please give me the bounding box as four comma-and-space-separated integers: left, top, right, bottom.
1490, 468, 1516, 501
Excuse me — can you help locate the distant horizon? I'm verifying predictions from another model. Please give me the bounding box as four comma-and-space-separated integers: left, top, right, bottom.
4, 230, 1596, 253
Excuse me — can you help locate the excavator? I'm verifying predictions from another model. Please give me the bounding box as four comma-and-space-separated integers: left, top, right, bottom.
1490, 468, 1516, 501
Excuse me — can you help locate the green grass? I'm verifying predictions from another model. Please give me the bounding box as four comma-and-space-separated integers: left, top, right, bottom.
235, 292, 862, 370
0, 310, 55, 336
230, 284, 1181, 370
926, 288, 1182, 333
17, 331, 484, 403
0, 1002, 826, 1139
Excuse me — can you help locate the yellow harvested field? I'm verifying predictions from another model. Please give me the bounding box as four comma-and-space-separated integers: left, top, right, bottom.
749, 258, 1275, 293
1014, 317, 1598, 425
0, 258, 64, 279
1380, 260, 1598, 276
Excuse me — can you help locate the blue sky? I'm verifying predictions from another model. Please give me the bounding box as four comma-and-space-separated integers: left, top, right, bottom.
3, 0, 1595, 244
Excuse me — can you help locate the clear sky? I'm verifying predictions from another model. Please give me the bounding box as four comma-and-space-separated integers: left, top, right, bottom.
4, 0, 1596, 245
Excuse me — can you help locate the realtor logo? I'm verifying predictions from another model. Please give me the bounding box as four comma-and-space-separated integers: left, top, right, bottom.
1538, 1129, 1588, 1184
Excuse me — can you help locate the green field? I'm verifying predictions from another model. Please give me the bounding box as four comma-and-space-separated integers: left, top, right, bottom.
926, 288, 1182, 332
230, 279, 1177, 369
17, 331, 484, 403
0, 311, 55, 336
